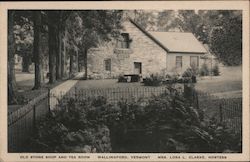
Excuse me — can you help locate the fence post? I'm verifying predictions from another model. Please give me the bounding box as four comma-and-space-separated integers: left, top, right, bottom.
196, 92, 199, 109
219, 104, 223, 123
33, 105, 36, 131
75, 87, 77, 101
48, 88, 50, 112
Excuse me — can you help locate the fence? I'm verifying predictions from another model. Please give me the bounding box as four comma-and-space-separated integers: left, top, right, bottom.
50, 86, 242, 134
194, 90, 242, 134
8, 84, 242, 152
8, 90, 50, 152
50, 85, 184, 109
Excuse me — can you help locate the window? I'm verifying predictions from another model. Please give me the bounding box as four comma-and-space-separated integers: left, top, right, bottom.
117, 33, 130, 48
190, 56, 199, 68
176, 56, 182, 68
104, 59, 111, 71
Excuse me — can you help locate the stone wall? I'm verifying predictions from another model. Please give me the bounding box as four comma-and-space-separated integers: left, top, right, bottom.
87, 20, 167, 78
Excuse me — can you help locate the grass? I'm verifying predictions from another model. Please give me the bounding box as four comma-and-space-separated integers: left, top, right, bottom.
195, 66, 242, 98
195, 80, 242, 93
10, 71, 70, 108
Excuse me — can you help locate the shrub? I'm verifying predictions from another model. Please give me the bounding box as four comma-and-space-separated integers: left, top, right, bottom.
199, 63, 210, 76
190, 63, 199, 76
212, 64, 220, 76
182, 67, 196, 78
28, 97, 112, 153
118, 75, 127, 82
29, 88, 241, 153
108, 87, 241, 153
143, 73, 164, 86
182, 68, 197, 83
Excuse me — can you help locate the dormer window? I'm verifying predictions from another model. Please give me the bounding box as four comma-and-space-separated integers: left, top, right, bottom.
117, 33, 130, 49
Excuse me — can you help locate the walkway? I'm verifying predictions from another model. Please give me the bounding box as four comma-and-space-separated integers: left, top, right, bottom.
49, 73, 83, 109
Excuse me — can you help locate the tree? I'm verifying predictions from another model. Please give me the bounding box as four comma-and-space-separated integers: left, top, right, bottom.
157, 10, 179, 31
47, 11, 58, 83
8, 11, 17, 104
12, 11, 34, 74
47, 11, 72, 83
150, 10, 242, 65
14, 22, 33, 73
32, 11, 43, 89
209, 11, 242, 66
133, 10, 158, 31
77, 10, 123, 79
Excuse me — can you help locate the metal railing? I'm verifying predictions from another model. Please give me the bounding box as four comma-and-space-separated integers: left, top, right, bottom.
8, 90, 50, 152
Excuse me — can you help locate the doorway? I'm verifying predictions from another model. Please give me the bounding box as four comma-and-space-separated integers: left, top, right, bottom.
134, 62, 142, 74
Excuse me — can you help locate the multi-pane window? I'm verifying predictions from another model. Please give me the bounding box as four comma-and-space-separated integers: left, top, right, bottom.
190, 56, 199, 68
104, 59, 111, 71
176, 56, 182, 68
117, 33, 130, 48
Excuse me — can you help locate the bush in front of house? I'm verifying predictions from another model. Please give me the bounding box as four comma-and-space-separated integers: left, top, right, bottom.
118, 75, 127, 82
212, 64, 220, 76
143, 73, 164, 86
182, 68, 196, 78
199, 63, 210, 76
28, 97, 112, 153
108, 86, 241, 153
28, 86, 241, 153
182, 68, 197, 83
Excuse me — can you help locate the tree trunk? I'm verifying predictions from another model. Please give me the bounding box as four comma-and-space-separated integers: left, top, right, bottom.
56, 27, 62, 80
22, 56, 31, 72
48, 12, 57, 84
76, 50, 79, 73
69, 53, 73, 78
84, 48, 88, 79
61, 36, 66, 78
33, 11, 43, 90
8, 11, 17, 104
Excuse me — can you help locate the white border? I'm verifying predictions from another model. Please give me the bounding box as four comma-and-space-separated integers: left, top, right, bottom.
0, 1, 249, 162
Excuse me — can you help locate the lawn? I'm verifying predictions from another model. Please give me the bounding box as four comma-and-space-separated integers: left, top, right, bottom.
195, 66, 242, 98
10, 71, 66, 113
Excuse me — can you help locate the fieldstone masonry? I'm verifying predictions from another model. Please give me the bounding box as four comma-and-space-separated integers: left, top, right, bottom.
87, 20, 167, 79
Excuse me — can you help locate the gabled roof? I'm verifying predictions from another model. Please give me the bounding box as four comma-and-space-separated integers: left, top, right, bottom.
149, 32, 207, 54
129, 19, 207, 54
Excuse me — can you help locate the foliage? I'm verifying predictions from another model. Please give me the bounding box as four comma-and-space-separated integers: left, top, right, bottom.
143, 73, 164, 86
133, 10, 242, 65
199, 63, 210, 76
212, 64, 220, 76
133, 10, 158, 31
66, 10, 123, 78
118, 75, 127, 82
29, 97, 112, 153
182, 66, 197, 78
29, 85, 241, 153
108, 86, 241, 152
14, 22, 33, 62
8, 94, 29, 105
143, 72, 194, 85
209, 11, 242, 66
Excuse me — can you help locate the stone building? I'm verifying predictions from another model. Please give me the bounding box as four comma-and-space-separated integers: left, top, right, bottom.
87, 18, 208, 79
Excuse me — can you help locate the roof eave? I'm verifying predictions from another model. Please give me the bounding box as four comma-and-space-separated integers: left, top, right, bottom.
168, 51, 207, 54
